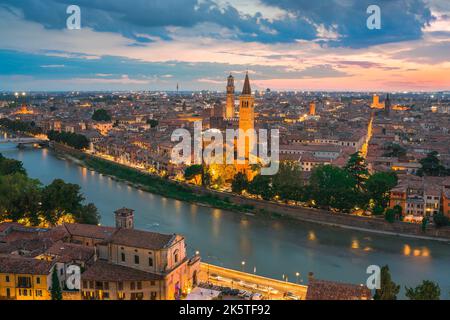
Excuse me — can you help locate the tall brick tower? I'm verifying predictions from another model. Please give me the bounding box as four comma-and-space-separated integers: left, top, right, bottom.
237, 72, 255, 174
225, 74, 235, 119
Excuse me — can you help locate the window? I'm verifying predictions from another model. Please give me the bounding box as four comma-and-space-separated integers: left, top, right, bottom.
148, 257, 153, 267
17, 276, 31, 288
137, 281, 142, 290
36, 277, 41, 284
134, 255, 140, 264
5, 275, 9, 282
150, 292, 157, 300
130, 282, 135, 290
118, 281, 123, 291
173, 250, 179, 264
6, 288, 10, 298
83, 280, 87, 289
121, 252, 126, 262
35, 290, 42, 297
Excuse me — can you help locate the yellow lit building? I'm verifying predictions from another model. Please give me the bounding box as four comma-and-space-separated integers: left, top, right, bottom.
0, 255, 54, 300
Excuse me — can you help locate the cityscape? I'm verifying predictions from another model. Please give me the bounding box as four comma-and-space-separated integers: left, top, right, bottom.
0, 0, 449, 304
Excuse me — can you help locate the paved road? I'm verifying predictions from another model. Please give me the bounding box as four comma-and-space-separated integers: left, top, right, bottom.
200, 263, 308, 300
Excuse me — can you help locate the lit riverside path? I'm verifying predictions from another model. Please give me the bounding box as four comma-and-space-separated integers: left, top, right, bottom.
1, 139, 449, 299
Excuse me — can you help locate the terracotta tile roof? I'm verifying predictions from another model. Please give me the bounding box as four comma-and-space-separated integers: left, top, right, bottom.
109, 228, 176, 250
81, 260, 163, 281
306, 279, 371, 300
64, 223, 116, 240
0, 254, 54, 275
45, 241, 95, 262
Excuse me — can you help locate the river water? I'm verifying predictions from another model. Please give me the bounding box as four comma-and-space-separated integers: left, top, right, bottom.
1, 140, 449, 298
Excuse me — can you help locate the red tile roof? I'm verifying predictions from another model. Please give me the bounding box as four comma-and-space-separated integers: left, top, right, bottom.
306, 279, 372, 300
0, 254, 54, 275
81, 260, 163, 281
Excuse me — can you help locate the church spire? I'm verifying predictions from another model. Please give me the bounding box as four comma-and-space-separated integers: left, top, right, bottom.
242, 72, 251, 95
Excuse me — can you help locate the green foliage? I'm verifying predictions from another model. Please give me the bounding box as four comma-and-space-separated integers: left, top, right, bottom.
231, 172, 248, 194
345, 152, 369, 190
272, 161, 304, 201
383, 142, 406, 158
0, 155, 99, 226
421, 216, 429, 232
384, 208, 396, 223
146, 119, 159, 128
418, 151, 449, 177
0, 173, 42, 224
433, 213, 450, 228
51, 267, 62, 300
373, 265, 400, 300
0, 118, 42, 135
310, 165, 356, 212
91, 108, 112, 121
247, 174, 274, 200
47, 130, 89, 150
0, 153, 27, 175
366, 171, 398, 210
184, 164, 203, 183
405, 280, 440, 300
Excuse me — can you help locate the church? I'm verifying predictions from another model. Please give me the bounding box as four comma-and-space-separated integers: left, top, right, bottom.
207, 72, 256, 178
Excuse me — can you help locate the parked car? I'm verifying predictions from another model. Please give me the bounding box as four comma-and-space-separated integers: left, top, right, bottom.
251, 293, 263, 300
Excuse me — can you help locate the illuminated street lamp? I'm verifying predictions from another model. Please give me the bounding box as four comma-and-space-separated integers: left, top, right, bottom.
295, 272, 300, 284
241, 260, 245, 272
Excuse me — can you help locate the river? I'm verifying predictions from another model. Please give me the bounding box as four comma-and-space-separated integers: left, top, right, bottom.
1, 140, 449, 298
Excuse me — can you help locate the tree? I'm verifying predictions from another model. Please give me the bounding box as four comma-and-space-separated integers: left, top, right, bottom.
383, 142, 406, 158
384, 208, 396, 223
231, 172, 248, 194
0, 153, 27, 176
373, 265, 400, 300
310, 165, 357, 212
345, 152, 369, 190
365, 171, 398, 211
418, 151, 448, 176
40, 179, 98, 225
405, 280, 440, 300
272, 161, 304, 201
78, 203, 100, 225
51, 267, 62, 300
433, 213, 450, 228
47, 130, 89, 150
184, 165, 203, 185
247, 174, 274, 200
0, 173, 42, 225
146, 119, 159, 128
92, 109, 111, 121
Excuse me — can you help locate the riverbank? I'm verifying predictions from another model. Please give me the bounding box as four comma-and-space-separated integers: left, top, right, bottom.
50, 142, 450, 242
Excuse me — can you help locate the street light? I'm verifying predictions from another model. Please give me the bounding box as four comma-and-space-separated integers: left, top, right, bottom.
241, 260, 246, 272
295, 272, 300, 284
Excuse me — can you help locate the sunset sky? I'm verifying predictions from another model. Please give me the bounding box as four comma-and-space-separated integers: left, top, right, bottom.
0, 0, 449, 91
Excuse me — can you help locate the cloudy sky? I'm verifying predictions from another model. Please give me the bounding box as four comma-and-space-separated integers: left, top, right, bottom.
0, 0, 449, 91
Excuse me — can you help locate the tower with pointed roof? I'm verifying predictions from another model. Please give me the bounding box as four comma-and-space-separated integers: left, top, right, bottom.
225, 74, 235, 119
237, 72, 255, 175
